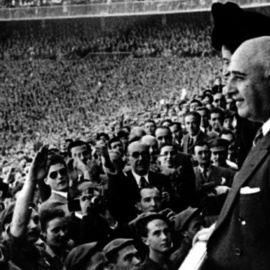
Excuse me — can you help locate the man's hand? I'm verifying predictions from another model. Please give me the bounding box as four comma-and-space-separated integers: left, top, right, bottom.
161, 188, 170, 203
192, 223, 216, 246
29, 145, 48, 182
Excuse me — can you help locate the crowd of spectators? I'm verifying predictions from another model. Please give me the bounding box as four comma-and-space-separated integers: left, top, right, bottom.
0, 11, 248, 270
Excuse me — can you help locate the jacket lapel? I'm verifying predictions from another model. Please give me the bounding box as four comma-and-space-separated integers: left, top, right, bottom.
215, 132, 270, 229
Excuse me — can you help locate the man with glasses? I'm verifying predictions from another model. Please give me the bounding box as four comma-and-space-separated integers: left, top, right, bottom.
43, 154, 69, 211
108, 141, 174, 223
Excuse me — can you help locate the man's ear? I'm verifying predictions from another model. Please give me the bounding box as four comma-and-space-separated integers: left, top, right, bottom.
135, 202, 142, 212
44, 177, 49, 186
141, 236, 149, 246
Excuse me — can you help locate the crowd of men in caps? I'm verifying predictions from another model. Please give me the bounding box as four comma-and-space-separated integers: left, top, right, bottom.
0, 2, 270, 270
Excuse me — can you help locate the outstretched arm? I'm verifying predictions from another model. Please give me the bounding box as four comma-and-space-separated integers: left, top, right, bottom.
10, 146, 48, 238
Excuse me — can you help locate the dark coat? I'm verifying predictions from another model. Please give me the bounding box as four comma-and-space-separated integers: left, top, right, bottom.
206, 131, 270, 270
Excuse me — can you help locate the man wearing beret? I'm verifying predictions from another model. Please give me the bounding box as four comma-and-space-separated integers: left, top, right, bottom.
103, 238, 141, 270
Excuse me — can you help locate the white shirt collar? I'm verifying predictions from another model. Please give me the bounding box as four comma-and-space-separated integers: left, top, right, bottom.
52, 190, 68, 198
131, 171, 149, 187
262, 118, 270, 136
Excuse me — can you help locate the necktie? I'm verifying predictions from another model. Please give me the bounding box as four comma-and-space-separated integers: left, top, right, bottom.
253, 128, 263, 147
188, 137, 194, 148
140, 177, 148, 188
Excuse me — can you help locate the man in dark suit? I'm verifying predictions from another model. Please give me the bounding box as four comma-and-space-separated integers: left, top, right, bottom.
107, 141, 174, 223
182, 111, 210, 155
200, 37, 270, 270
193, 141, 235, 219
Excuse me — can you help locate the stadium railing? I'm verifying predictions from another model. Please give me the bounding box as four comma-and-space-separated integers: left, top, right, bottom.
0, 0, 269, 20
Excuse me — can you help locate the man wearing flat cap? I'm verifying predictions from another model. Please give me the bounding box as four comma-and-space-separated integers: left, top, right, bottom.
103, 238, 141, 270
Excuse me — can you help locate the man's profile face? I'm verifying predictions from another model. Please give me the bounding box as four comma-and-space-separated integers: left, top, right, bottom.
136, 188, 161, 213
71, 144, 91, 164
227, 41, 270, 123
194, 145, 211, 166
115, 245, 141, 270
44, 217, 68, 249
221, 45, 232, 80
185, 115, 200, 136
155, 128, 172, 148
128, 142, 150, 175
45, 163, 68, 192
143, 219, 171, 254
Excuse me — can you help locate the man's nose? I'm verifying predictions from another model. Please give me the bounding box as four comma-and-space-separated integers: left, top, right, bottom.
226, 76, 237, 96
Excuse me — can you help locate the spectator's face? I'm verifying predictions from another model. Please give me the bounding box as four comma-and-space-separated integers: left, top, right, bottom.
71, 144, 91, 164
158, 145, 177, 169
144, 122, 156, 136
25, 209, 41, 243
210, 113, 223, 132
211, 150, 227, 166
221, 45, 232, 81
227, 42, 270, 122
226, 98, 236, 111
184, 115, 200, 136
110, 141, 124, 155
223, 117, 234, 130
44, 217, 68, 250
128, 142, 150, 175
194, 145, 211, 166
136, 188, 161, 213
197, 110, 209, 128
169, 124, 182, 142
115, 245, 141, 270
143, 219, 171, 254
142, 139, 159, 163
213, 94, 226, 109
155, 128, 172, 148
45, 163, 68, 192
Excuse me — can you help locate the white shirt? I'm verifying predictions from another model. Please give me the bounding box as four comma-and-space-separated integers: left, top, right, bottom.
132, 171, 149, 187
52, 190, 68, 198
262, 118, 270, 136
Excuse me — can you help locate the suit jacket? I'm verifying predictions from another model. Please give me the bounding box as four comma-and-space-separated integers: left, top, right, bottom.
161, 152, 196, 212
107, 170, 173, 222
43, 191, 69, 213
206, 131, 270, 270
182, 131, 210, 155
194, 165, 235, 218
194, 165, 235, 191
